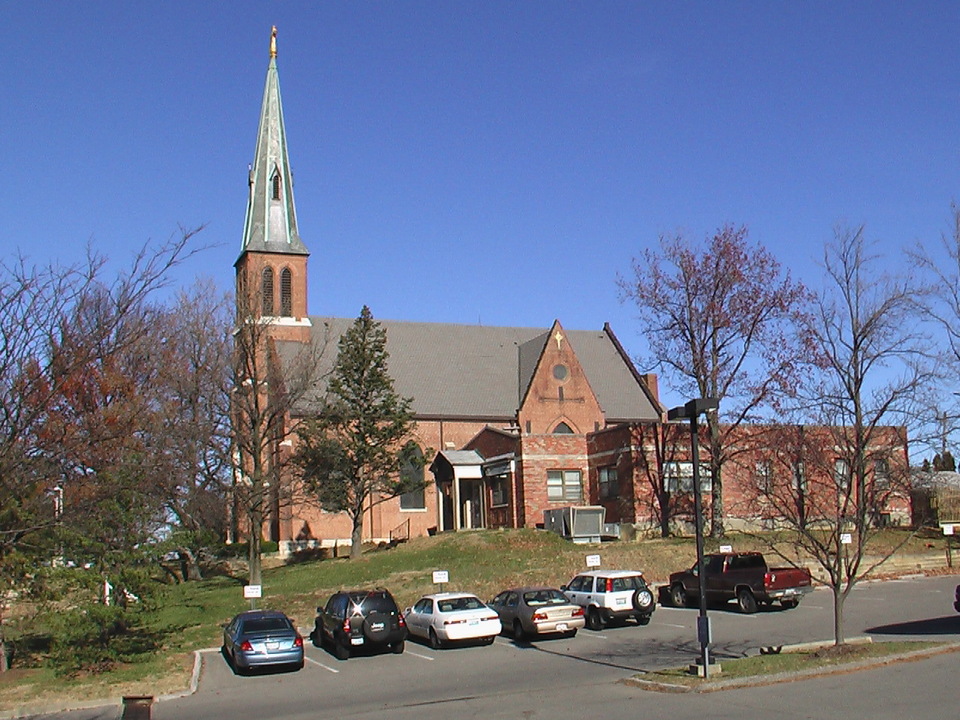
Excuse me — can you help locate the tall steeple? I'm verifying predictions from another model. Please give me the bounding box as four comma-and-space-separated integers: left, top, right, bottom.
235, 27, 310, 332
239, 26, 308, 257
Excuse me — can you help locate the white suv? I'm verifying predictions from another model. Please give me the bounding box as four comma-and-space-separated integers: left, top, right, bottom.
562, 570, 656, 630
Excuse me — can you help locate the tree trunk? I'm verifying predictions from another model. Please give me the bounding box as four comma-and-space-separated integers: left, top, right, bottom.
832, 585, 846, 645
659, 491, 671, 538
249, 503, 263, 588
350, 514, 363, 559
178, 547, 203, 581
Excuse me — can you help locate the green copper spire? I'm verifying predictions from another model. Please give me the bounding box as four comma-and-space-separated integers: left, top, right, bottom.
240, 26, 308, 256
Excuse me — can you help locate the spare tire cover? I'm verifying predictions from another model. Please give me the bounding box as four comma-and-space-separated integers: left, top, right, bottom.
632, 588, 654, 612
362, 612, 391, 641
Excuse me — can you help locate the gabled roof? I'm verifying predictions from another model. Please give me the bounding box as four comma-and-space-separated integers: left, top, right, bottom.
280, 316, 661, 423
238, 27, 308, 261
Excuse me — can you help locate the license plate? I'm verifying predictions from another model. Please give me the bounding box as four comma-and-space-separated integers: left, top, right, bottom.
266, 642, 279, 650
556, 623, 568, 631
351, 637, 364, 646
469, 619, 479, 625
616, 598, 627, 605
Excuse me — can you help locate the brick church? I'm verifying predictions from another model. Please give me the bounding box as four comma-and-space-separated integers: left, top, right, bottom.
233, 30, 911, 552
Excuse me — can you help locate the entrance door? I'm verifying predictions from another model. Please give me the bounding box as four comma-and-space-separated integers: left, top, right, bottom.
459, 479, 485, 529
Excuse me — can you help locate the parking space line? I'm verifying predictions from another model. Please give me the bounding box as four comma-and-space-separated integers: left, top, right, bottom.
305, 656, 340, 673
404, 649, 435, 661
655, 622, 687, 629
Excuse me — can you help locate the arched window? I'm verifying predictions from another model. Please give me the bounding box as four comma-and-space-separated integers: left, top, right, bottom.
261, 267, 274, 315
272, 173, 282, 201
280, 268, 293, 316
399, 443, 425, 510
553, 422, 574, 435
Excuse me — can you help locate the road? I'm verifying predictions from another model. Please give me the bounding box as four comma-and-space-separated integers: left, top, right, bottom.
27, 575, 960, 720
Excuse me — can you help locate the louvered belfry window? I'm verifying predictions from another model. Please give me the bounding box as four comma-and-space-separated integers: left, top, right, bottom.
280, 268, 292, 316
261, 267, 275, 315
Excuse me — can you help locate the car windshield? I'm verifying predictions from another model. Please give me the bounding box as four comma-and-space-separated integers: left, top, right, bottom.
242, 617, 291, 633
523, 590, 568, 606
438, 596, 485, 612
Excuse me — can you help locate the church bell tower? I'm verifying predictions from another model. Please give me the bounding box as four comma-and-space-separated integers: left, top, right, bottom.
235, 26, 311, 342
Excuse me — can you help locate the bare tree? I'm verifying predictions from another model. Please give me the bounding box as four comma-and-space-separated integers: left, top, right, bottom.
751, 226, 932, 645
230, 284, 326, 586
618, 224, 812, 536
152, 280, 234, 580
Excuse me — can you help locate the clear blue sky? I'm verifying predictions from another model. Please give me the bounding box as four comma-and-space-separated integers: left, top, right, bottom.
4, 2, 960, 407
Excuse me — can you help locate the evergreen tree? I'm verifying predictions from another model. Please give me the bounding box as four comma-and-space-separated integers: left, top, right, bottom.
295, 306, 425, 559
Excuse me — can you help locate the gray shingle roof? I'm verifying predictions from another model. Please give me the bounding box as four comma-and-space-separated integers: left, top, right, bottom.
279, 317, 661, 423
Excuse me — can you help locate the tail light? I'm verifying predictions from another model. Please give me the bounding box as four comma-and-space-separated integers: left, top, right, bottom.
572, 607, 584, 617
443, 619, 467, 626
342, 618, 352, 634
605, 578, 614, 592
398, 613, 406, 628
532, 611, 548, 622
239, 640, 254, 651
294, 635, 303, 648
764, 572, 773, 586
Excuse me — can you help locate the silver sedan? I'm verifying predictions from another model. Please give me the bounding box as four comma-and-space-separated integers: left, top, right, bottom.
489, 587, 585, 641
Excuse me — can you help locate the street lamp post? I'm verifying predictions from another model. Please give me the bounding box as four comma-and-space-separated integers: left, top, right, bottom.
668, 397, 719, 677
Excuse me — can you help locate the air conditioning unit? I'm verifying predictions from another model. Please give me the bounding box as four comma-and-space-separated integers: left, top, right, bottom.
543, 506, 606, 543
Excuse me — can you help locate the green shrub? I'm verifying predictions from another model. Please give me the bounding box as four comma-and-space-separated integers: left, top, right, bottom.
47, 604, 159, 676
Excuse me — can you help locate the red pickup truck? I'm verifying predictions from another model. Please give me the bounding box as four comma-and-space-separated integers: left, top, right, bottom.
668, 552, 813, 613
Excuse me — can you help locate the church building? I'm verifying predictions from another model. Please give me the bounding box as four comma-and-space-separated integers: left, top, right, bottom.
233, 29, 911, 553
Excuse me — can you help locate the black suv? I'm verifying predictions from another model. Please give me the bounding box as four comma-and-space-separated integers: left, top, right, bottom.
311, 589, 407, 659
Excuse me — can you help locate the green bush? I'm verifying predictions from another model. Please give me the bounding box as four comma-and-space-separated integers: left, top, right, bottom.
47, 604, 159, 676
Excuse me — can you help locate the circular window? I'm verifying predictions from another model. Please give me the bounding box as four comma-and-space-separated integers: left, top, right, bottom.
553, 364, 568, 381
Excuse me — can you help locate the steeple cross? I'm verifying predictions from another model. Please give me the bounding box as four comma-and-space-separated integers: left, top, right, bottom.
554, 330, 564, 350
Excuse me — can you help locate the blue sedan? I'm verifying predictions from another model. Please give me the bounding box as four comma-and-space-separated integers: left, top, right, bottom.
223, 610, 304, 673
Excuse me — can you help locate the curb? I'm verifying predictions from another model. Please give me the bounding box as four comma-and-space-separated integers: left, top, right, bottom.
622, 641, 960, 693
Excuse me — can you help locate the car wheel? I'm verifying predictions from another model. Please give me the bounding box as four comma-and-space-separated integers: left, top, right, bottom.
429, 628, 443, 650
334, 639, 350, 660
737, 588, 758, 614
586, 607, 604, 631
563, 629, 577, 639
670, 584, 688, 608
636, 614, 651, 626
392, 640, 405, 654
780, 598, 799, 610
311, 625, 323, 648
512, 619, 527, 642
484, 635, 496, 645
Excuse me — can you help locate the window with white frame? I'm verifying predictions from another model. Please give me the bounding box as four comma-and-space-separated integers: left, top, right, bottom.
547, 470, 582, 502
834, 458, 851, 493
663, 462, 711, 493
873, 458, 890, 488
399, 443, 425, 510
598, 466, 618, 500
792, 461, 807, 492
754, 460, 774, 493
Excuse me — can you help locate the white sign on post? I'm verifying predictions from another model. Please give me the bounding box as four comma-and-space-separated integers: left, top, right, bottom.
244, 584, 262, 599
432, 570, 449, 584
840, 533, 853, 545
719, 545, 733, 554
585, 554, 601, 568
943, 524, 955, 536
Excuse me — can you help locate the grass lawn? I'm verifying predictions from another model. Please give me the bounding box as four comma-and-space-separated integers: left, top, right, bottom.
636, 640, 954, 690
0, 527, 952, 711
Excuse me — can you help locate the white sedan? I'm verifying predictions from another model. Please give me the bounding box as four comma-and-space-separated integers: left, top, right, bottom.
404, 593, 501, 649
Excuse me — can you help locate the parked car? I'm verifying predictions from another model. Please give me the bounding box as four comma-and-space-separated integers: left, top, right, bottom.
667, 552, 813, 613
489, 587, 585, 641
954, 583, 959, 612
222, 609, 304, 673
562, 570, 656, 630
404, 592, 500, 648
311, 589, 407, 659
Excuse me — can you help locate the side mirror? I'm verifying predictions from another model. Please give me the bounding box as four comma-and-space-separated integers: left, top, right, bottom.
404, 607, 412, 615
316, 606, 323, 614
560, 585, 567, 591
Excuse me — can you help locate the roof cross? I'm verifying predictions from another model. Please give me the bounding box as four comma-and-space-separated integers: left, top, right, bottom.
554, 330, 564, 350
